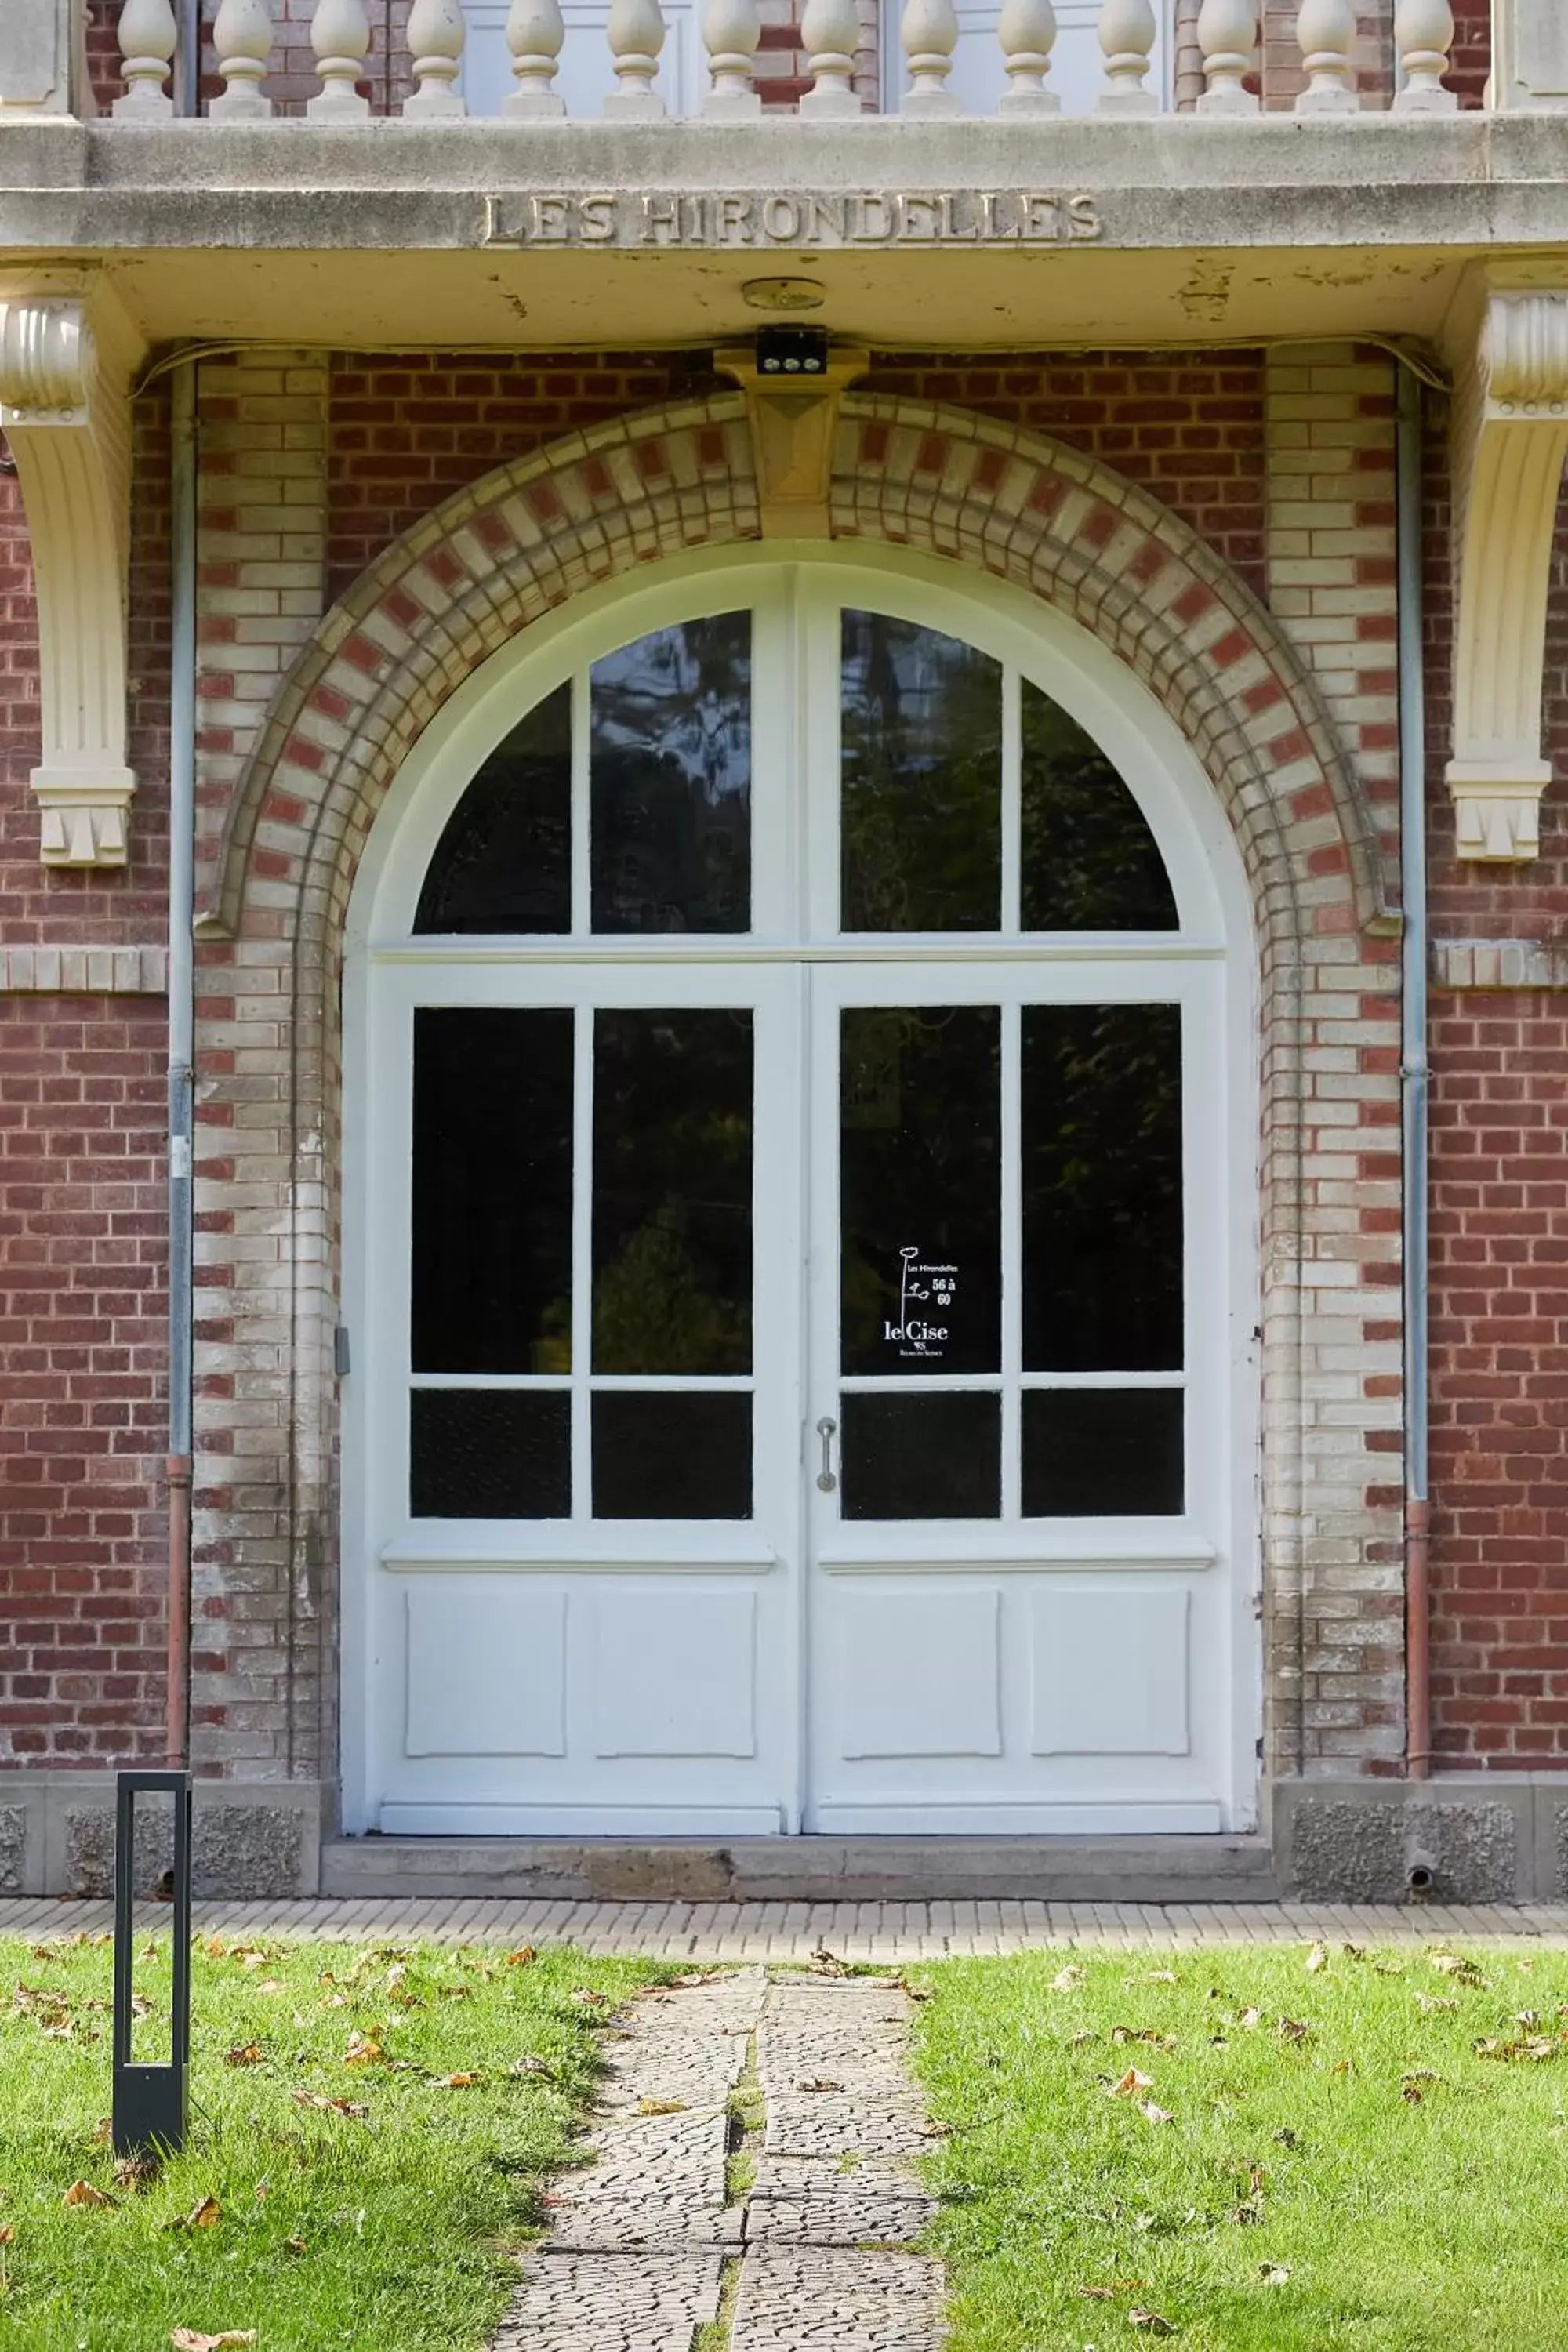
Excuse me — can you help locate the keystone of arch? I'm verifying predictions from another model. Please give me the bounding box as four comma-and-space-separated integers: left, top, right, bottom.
207, 390, 1388, 944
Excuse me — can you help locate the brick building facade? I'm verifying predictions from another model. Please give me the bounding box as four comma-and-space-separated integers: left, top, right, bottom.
3, 0, 1568, 1900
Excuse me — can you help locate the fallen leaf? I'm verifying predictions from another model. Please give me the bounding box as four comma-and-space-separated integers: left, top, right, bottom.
1110, 2067, 1156, 2096
434, 2073, 481, 2089
256, 1980, 283, 1997
1239, 2008, 1262, 2029
795, 2076, 843, 2093
1332, 2058, 1352, 2076
571, 1988, 609, 2008
204, 1936, 227, 1958
505, 1947, 536, 1967
285, 2234, 307, 2256
165, 2196, 222, 2233
169, 2332, 257, 2350
1069, 2027, 1097, 2046
62, 2181, 114, 2209
343, 2034, 383, 2066
1415, 1993, 1457, 2015
1129, 2308, 1177, 2334
1051, 1965, 1086, 1993
1079, 2284, 1117, 2299
811, 1944, 852, 1977
1305, 1944, 1330, 1974
637, 2097, 686, 2114
1430, 1954, 1487, 1989
1112, 2026, 1177, 2050
1274, 2128, 1300, 2148
1401, 2082, 1424, 2104
114, 2155, 161, 2191
225, 2043, 263, 2069
1140, 1969, 1178, 1985
384, 1963, 408, 1992
1138, 2101, 1174, 2125
508, 2056, 555, 2081
0, 2224, 13, 2245
1259, 2263, 1292, 2286
1277, 2019, 1312, 2042
291, 2091, 369, 2118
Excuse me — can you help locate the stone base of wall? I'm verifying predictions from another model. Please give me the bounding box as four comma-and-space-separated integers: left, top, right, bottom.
0, 1775, 328, 1900
1271, 1777, 1568, 1904
3, 1776, 1566, 1904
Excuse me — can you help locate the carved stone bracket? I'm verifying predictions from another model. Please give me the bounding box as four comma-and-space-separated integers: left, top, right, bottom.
715, 344, 869, 537
1446, 286, 1568, 862
0, 292, 136, 866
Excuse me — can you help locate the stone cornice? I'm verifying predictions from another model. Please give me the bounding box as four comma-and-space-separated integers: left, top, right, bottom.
1445, 278, 1568, 862
0, 279, 142, 866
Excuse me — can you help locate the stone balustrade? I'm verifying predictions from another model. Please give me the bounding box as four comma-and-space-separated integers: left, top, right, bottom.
0, 0, 1562, 125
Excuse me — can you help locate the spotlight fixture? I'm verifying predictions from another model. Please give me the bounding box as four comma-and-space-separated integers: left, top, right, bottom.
754, 327, 830, 378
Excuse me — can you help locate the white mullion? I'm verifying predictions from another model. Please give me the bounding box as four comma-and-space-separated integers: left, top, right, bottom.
570, 1003, 593, 1527
1001, 664, 1021, 937
1000, 996, 1021, 1523
570, 666, 590, 938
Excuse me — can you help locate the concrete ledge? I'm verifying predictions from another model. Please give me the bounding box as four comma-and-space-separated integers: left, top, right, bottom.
1272, 1777, 1568, 1904
0, 1775, 328, 1898
321, 1832, 1279, 1904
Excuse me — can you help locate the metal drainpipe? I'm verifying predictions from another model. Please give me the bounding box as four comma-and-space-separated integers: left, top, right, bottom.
165, 361, 198, 1772
1397, 361, 1432, 1779
177, 0, 200, 117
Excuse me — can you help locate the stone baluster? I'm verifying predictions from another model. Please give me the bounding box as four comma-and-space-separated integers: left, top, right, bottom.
506, 0, 567, 114
404, 0, 466, 113
1393, 0, 1456, 111
901, 0, 960, 112
1294, 0, 1356, 109
114, 0, 177, 114
1196, 0, 1258, 111
800, 0, 862, 116
606, 0, 667, 116
998, 0, 1058, 112
308, 0, 371, 115
702, 0, 760, 118
211, 0, 275, 117
1096, 0, 1156, 112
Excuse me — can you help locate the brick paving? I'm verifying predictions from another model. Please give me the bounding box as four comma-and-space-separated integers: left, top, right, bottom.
5, 1896, 1568, 1955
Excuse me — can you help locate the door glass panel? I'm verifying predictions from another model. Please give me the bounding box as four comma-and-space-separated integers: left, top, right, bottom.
412, 1007, 574, 1374
1020, 681, 1178, 932
840, 1007, 1000, 1377
841, 1392, 1001, 1521
593, 1009, 753, 1375
1022, 1388, 1184, 1516
414, 684, 572, 935
590, 614, 752, 934
592, 1393, 753, 1519
840, 613, 1002, 931
1022, 1004, 1183, 1372
411, 1391, 571, 1519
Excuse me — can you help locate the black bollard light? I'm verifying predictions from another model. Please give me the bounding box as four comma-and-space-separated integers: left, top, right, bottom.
112, 1769, 192, 2157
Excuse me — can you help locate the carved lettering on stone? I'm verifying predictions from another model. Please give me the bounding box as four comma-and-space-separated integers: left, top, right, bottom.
482, 190, 1105, 249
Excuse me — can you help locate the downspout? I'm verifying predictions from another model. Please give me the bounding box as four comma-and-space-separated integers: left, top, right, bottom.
1397, 361, 1432, 1779
165, 360, 198, 1771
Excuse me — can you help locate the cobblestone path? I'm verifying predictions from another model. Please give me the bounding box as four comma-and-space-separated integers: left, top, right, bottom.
491, 1968, 945, 2352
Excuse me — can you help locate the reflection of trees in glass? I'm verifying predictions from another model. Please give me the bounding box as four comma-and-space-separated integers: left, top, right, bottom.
1021, 683, 1177, 931
593, 1011, 753, 1376
591, 615, 752, 933
840, 614, 1003, 932
414, 684, 572, 935
1022, 1003, 1182, 1373
840, 1006, 1000, 1377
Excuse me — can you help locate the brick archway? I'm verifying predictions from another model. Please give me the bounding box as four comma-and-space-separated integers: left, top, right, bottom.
191, 393, 1401, 1801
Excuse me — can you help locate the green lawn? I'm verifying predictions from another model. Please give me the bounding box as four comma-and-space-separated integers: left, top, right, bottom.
0, 1931, 667, 2352
912, 1944, 1568, 2351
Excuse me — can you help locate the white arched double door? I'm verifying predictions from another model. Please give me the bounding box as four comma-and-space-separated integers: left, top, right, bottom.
343, 551, 1256, 1838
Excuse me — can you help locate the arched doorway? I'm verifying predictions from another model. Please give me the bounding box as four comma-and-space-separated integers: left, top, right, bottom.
340, 545, 1257, 1838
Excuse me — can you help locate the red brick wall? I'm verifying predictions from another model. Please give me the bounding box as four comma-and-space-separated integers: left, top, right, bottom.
1425, 399, 1568, 1767
328, 348, 1268, 604
1448, 0, 1491, 108
0, 401, 173, 1767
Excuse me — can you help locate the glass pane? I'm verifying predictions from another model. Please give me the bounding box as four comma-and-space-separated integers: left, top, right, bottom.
1021, 681, 1178, 931
593, 1010, 753, 1374
592, 1392, 752, 1519
1022, 1004, 1182, 1373
840, 1007, 1000, 1377
1022, 1389, 1184, 1516
840, 612, 1001, 931
590, 614, 751, 933
411, 1390, 571, 1518
841, 1392, 1001, 1521
412, 1008, 573, 1375
415, 683, 571, 934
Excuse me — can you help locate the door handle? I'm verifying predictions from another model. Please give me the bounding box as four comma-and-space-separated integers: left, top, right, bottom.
815, 1417, 837, 1494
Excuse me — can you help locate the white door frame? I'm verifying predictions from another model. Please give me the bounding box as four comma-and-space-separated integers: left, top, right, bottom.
339, 545, 1259, 1838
